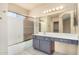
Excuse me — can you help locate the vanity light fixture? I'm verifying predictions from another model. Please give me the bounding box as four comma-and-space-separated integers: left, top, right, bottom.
56, 7, 60, 10
48, 9, 52, 12
32, 16, 37, 18
59, 6, 63, 9
43, 11, 46, 14
46, 10, 49, 13
43, 6, 64, 14
52, 8, 55, 11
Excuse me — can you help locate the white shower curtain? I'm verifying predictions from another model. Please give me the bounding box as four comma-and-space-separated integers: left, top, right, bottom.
8, 16, 24, 46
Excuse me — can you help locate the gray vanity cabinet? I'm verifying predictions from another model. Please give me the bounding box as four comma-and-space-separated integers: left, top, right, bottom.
33, 35, 54, 54
33, 36, 45, 49
40, 37, 53, 54
33, 38, 40, 49
33, 36, 40, 49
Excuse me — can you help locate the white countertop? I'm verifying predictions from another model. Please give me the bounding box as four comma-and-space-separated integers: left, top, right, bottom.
33, 32, 79, 40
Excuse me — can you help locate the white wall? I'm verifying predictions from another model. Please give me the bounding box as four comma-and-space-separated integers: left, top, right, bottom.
0, 4, 8, 54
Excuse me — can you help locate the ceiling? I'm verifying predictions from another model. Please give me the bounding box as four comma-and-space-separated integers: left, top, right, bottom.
15, 3, 76, 11
15, 3, 45, 10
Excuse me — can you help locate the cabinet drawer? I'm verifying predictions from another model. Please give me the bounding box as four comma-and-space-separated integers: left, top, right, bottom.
36, 36, 45, 39
55, 38, 78, 45
44, 37, 51, 41
52, 38, 59, 41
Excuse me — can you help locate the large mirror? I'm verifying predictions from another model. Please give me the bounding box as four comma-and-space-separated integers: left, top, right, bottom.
37, 3, 78, 34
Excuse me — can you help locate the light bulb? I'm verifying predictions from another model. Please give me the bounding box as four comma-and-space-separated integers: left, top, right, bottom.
43, 11, 46, 14
52, 8, 55, 11
59, 6, 63, 9
32, 16, 37, 18
46, 10, 49, 13
48, 9, 52, 12
56, 7, 59, 10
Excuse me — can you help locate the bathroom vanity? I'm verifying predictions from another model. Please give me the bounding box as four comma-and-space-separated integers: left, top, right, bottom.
32, 32, 79, 54
33, 35, 54, 54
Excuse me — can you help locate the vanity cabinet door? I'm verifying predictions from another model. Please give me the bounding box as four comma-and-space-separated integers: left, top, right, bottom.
33, 36, 44, 50
40, 37, 53, 54
33, 39, 40, 49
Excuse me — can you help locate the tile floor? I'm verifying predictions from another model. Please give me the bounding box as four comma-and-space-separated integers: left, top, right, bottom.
8, 40, 66, 55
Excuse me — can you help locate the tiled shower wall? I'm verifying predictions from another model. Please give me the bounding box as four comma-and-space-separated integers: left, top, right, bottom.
24, 16, 34, 41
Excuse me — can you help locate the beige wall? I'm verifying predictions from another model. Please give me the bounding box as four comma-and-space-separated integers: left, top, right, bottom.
77, 4, 79, 35
63, 18, 70, 33
8, 3, 29, 16
78, 45, 79, 55
55, 42, 78, 55
77, 4, 79, 55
